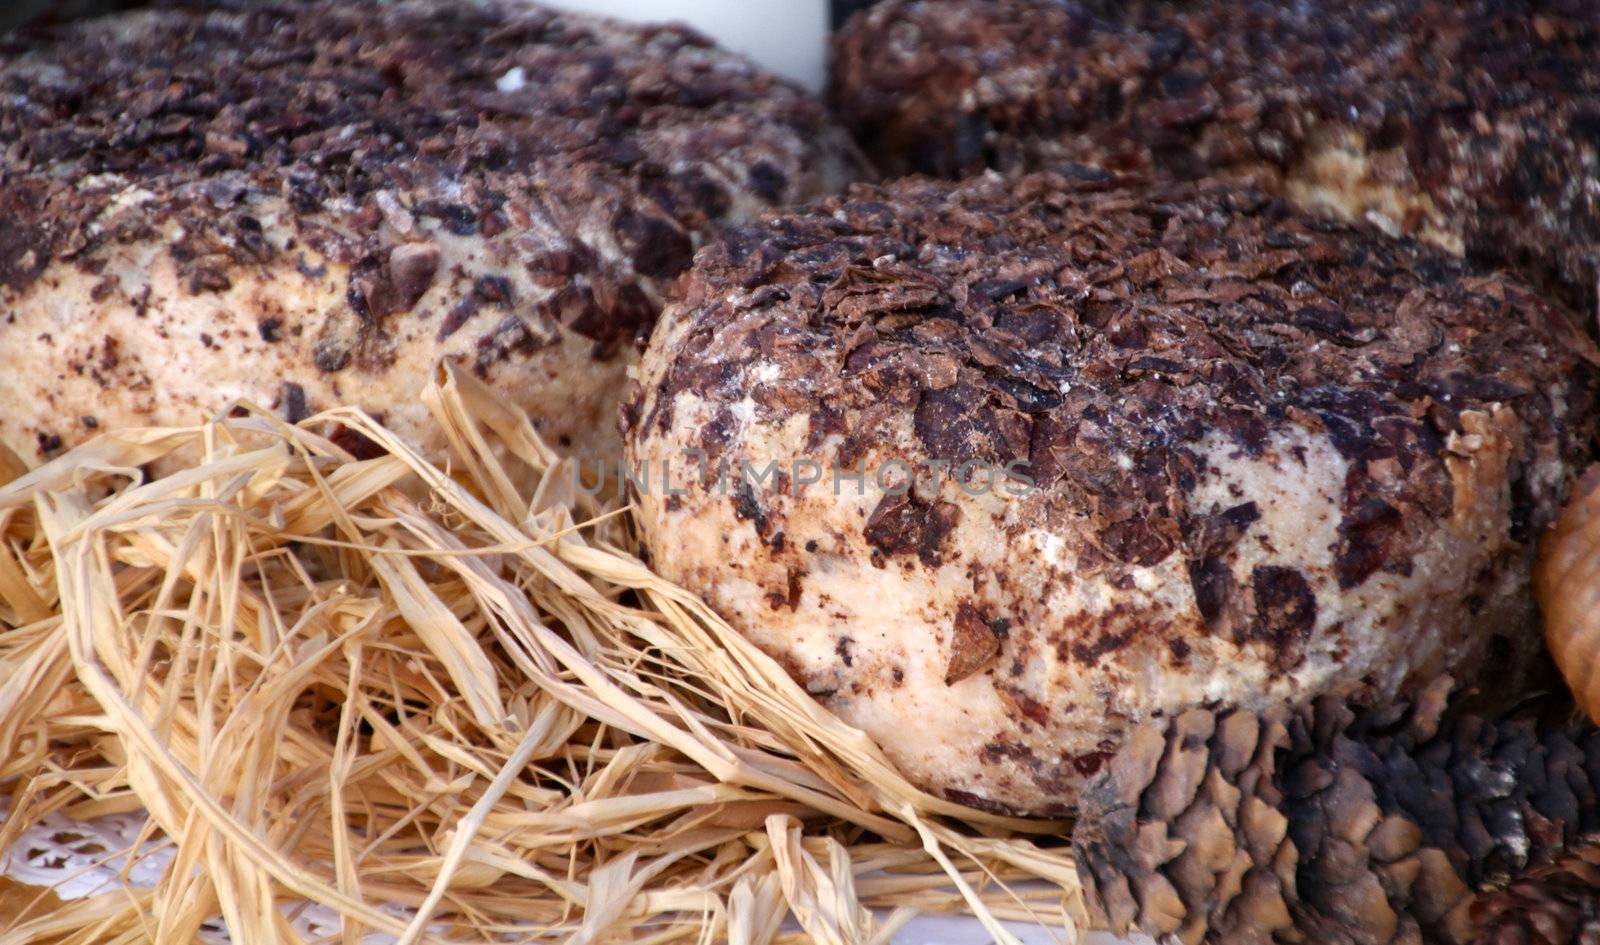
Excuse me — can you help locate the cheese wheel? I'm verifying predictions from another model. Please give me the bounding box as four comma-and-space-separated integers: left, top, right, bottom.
625, 171, 1599, 813
830, 0, 1600, 314
0, 0, 861, 465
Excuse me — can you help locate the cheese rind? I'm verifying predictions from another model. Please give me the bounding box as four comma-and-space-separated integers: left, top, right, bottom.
625, 171, 1598, 814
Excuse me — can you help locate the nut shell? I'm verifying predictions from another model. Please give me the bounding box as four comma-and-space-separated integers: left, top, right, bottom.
1537, 465, 1600, 724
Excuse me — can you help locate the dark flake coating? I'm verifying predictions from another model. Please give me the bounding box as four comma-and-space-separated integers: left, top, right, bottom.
0, 0, 861, 463
830, 0, 1600, 314
625, 169, 1598, 813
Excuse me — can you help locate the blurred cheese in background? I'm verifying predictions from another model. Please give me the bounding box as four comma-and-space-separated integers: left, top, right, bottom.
542, 0, 828, 90
0, 0, 142, 30
0, 2, 835, 92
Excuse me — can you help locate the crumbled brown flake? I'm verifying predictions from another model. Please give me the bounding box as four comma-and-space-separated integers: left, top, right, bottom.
864, 492, 961, 568
946, 602, 1001, 684
388, 242, 440, 312
0, 0, 859, 373
277, 381, 310, 424
328, 423, 387, 461
472, 314, 556, 375
831, 0, 1600, 313
1100, 516, 1176, 568
625, 164, 1599, 816
1246, 566, 1317, 671
639, 171, 1596, 604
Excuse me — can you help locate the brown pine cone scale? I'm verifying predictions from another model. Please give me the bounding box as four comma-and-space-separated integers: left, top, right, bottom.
1476, 843, 1600, 945
1073, 682, 1600, 944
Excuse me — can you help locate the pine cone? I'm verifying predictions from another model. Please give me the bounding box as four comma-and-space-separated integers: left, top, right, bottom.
1474, 843, 1600, 945
1072, 680, 1600, 944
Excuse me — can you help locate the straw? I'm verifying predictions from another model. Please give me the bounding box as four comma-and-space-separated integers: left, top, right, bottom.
0, 362, 1083, 944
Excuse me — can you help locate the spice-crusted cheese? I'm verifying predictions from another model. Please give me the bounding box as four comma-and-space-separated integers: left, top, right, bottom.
624, 171, 1600, 814
0, 1, 861, 464
830, 0, 1600, 314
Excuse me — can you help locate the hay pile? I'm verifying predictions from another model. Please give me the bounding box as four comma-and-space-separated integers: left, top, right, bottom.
0, 362, 1083, 945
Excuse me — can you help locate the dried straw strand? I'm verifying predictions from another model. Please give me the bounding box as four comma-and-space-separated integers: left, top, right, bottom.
0, 363, 1083, 944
